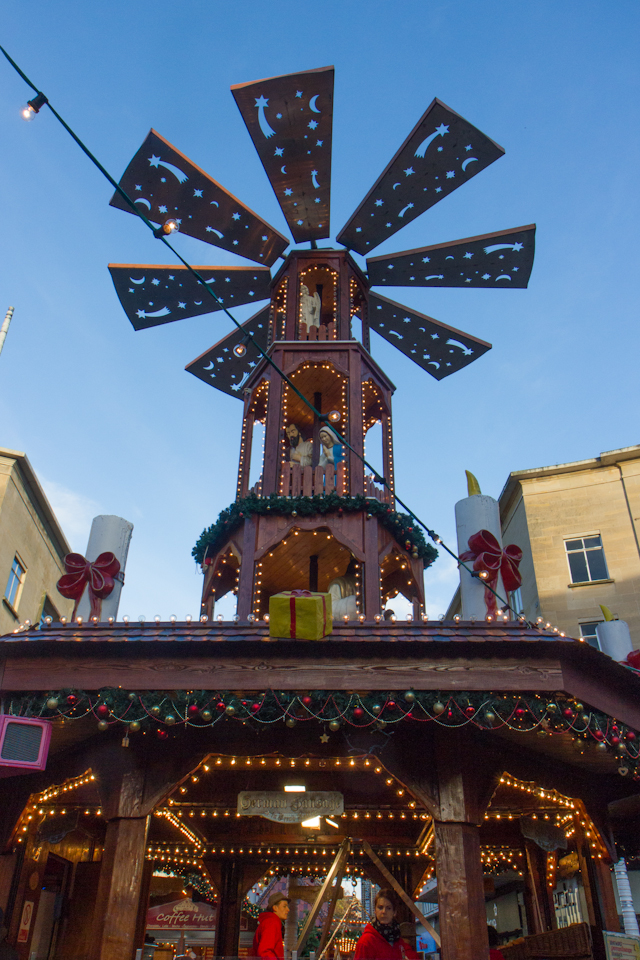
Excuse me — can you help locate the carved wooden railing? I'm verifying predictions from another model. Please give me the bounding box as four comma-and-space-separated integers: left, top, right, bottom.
364, 474, 391, 504
298, 320, 336, 341
281, 461, 345, 497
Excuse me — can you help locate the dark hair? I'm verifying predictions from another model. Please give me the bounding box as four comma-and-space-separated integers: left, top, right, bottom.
374, 888, 399, 912
487, 926, 500, 947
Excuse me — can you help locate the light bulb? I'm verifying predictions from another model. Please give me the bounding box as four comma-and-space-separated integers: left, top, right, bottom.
22, 105, 37, 121
21, 93, 48, 121
327, 409, 341, 423
163, 218, 180, 234
233, 342, 247, 357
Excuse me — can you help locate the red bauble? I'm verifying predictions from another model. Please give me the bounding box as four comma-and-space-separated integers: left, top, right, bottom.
465, 706, 476, 717
95, 704, 109, 719
611, 736, 621, 746
187, 705, 200, 718
563, 708, 574, 719
626, 731, 637, 741
387, 701, 397, 711
156, 729, 169, 740
612, 725, 619, 734
302, 696, 312, 707
353, 707, 364, 719
515, 707, 526, 718
216, 701, 226, 712
251, 703, 260, 713
67, 694, 78, 705
594, 730, 605, 741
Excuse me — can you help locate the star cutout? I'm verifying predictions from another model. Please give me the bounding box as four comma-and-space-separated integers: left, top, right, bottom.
225, 277, 231, 282
512, 267, 519, 272
464, 278, 472, 283
320, 733, 330, 743
216, 356, 224, 363
206, 226, 214, 232
276, 113, 282, 119
232, 213, 241, 220
316, 140, 323, 147
295, 90, 303, 98
437, 146, 443, 152
308, 120, 318, 130
274, 147, 284, 157
356, 227, 362, 232
463, 252, 473, 259
387, 265, 394, 269
297, 219, 303, 225
233, 240, 239, 245
375, 199, 383, 207
193, 189, 203, 197
482, 273, 491, 280
151, 278, 160, 286
386, 222, 392, 227
435, 187, 443, 193
284, 188, 293, 196
148, 155, 161, 167
513, 242, 524, 252
261, 235, 268, 241
178, 302, 186, 309
254, 96, 269, 108
314, 198, 321, 203
128, 288, 134, 293
431, 333, 439, 340
168, 276, 174, 280
134, 184, 142, 191
160, 177, 166, 183
435, 123, 449, 136
402, 317, 411, 323
422, 257, 430, 263
404, 167, 414, 176
136, 309, 145, 318
158, 205, 167, 213
465, 144, 473, 151
446, 170, 455, 179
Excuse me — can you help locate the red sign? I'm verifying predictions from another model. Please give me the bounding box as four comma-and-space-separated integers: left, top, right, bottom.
17, 901, 34, 943
147, 898, 217, 931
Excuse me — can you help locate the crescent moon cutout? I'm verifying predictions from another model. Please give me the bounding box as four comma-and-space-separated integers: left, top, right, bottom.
281, 165, 287, 174
210, 201, 219, 207
495, 275, 512, 282
445, 256, 455, 260
194, 300, 203, 305
392, 182, 401, 190
208, 229, 224, 239
129, 276, 146, 284
134, 198, 151, 209
309, 95, 321, 113
202, 361, 215, 370
427, 361, 441, 368
461, 157, 479, 171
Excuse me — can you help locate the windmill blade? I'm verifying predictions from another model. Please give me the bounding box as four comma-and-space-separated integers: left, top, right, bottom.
367, 225, 536, 289
337, 99, 504, 256
109, 130, 289, 266
108, 264, 271, 331
186, 306, 270, 398
231, 66, 333, 244
369, 293, 491, 381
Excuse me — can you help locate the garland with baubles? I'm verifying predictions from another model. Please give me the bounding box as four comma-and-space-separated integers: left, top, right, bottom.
192, 492, 438, 567
7, 687, 638, 777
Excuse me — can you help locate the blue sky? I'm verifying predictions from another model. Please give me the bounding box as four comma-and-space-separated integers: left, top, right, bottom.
1, 1, 638, 620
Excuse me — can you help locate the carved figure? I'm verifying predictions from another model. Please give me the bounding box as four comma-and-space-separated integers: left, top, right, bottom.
328, 572, 357, 621
300, 283, 321, 329
318, 425, 343, 467
285, 423, 313, 467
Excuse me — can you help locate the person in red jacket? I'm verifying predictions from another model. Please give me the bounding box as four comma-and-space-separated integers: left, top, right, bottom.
253, 892, 291, 960
354, 889, 420, 960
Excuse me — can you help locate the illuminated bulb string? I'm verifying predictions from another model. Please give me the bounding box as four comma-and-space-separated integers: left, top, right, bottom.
0, 44, 528, 623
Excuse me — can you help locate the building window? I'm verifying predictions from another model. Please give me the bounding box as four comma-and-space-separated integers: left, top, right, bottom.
39, 596, 60, 627
509, 587, 524, 615
579, 621, 602, 650
5, 555, 26, 609
565, 535, 609, 583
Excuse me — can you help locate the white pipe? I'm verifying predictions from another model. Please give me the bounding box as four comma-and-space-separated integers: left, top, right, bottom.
614, 859, 640, 936
76, 515, 134, 621
0, 307, 14, 357
455, 494, 504, 620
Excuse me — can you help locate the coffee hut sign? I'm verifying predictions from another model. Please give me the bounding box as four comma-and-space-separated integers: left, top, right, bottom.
237, 791, 343, 823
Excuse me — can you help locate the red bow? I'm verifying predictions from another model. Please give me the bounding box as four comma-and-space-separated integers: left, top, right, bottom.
288, 590, 313, 597
459, 529, 522, 616
56, 552, 121, 621
625, 650, 640, 671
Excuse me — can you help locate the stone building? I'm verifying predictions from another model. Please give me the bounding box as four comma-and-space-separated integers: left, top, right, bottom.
0, 447, 73, 634
447, 445, 640, 648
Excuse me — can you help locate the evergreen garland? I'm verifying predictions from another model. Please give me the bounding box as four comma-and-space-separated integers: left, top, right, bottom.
7, 687, 638, 778
192, 492, 438, 567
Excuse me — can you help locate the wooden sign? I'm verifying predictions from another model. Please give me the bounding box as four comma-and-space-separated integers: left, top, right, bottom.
237, 791, 343, 823
603, 932, 640, 960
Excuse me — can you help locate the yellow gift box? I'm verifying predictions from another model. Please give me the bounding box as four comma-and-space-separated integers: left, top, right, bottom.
269, 590, 333, 640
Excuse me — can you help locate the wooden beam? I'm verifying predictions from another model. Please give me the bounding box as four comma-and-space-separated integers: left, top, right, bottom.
361, 841, 440, 948
316, 856, 347, 956
296, 839, 350, 955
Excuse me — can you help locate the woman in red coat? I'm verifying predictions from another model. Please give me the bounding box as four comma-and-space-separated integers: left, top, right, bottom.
354, 889, 420, 960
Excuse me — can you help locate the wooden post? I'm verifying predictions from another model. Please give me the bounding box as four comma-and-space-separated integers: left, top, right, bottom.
592, 859, 621, 932
92, 815, 149, 960
363, 510, 381, 620
362, 841, 440, 946
297, 840, 350, 956
237, 516, 257, 619
207, 859, 265, 957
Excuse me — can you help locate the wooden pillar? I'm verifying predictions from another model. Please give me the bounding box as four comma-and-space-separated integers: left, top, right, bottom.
432, 731, 494, 960
434, 821, 487, 960
348, 351, 364, 495
237, 516, 257, 619
92, 815, 149, 960
523, 840, 553, 933
207, 859, 265, 957
593, 859, 621, 932
363, 513, 381, 620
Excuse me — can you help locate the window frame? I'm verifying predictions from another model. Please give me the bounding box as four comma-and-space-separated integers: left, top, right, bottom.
564, 534, 609, 585
4, 553, 27, 611
578, 620, 602, 650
